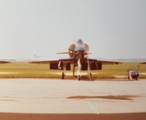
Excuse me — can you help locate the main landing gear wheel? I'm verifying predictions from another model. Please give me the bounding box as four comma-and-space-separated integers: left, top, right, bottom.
77, 75, 81, 81
62, 72, 65, 79
89, 73, 92, 80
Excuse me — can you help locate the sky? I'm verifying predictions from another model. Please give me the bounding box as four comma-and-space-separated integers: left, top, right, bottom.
0, 0, 146, 60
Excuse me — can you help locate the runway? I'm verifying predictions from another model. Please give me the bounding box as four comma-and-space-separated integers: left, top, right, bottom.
0, 78, 146, 119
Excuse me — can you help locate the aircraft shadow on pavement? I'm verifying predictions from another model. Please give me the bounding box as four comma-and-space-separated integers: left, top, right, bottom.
67, 95, 136, 100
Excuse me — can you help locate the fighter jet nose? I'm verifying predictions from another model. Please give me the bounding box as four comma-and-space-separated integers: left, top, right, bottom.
75, 45, 85, 51
75, 40, 85, 51
79, 48, 85, 51
77, 46, 84, 50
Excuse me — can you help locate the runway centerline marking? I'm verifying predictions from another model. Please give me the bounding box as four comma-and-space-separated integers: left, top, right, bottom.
87, 102, 99, 114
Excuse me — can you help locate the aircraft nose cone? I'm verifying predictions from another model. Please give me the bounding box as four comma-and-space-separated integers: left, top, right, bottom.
75, 47, 84, 51
75, 44, 85, 51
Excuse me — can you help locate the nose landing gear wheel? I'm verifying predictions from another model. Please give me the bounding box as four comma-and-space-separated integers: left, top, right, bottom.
77, 75, 80, 81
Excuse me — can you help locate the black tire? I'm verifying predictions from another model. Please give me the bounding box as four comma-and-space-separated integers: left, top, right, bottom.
62, 72, 64, 79
78, 75, 80, 81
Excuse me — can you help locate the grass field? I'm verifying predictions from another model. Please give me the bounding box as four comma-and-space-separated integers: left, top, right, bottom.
0, 62, 146, 79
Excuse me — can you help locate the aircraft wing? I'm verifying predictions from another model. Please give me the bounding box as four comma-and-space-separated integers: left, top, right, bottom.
88, 58, 122, 64
29, 58, 74, 64
29, 58, 122, 71
29, 58, 122, 65
96, 59, 122, 65
29, 58, 75, 70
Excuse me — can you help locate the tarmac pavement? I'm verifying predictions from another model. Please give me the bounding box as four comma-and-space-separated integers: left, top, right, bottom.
0, 78, 146, 114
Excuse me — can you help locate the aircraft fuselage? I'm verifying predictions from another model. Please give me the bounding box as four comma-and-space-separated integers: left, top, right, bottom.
68, 39, 89, 63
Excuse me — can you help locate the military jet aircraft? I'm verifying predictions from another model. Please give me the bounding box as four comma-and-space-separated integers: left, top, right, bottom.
29, 39, 122, 80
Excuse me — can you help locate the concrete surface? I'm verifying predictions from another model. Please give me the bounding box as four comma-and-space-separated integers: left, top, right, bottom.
0, 79, 146, 114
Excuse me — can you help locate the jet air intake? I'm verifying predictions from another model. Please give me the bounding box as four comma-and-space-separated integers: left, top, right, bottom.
68, 39, 89, 58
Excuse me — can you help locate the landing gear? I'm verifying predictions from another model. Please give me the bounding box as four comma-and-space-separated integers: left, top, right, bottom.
62, 72, 65, 79
77, 75, 81, 81
61, 62, 66, 80
88, 72, 92, 80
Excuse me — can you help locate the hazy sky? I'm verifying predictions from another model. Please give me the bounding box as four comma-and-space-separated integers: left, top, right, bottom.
0, 0, 146, 60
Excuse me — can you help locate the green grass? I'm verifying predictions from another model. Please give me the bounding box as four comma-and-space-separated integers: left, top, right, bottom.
94, 62, 146, 79
0, 62, 146, 79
